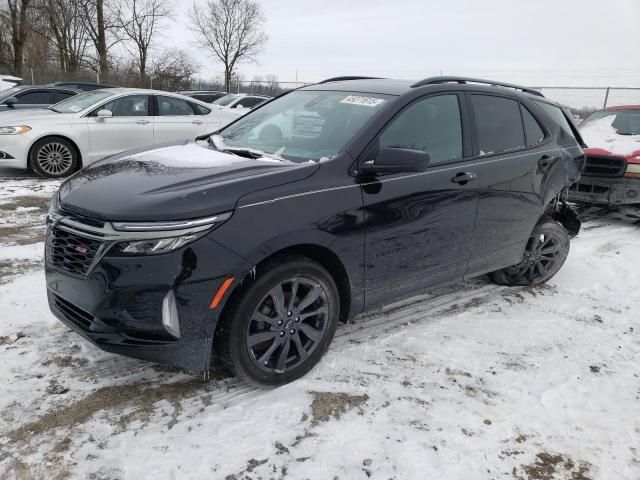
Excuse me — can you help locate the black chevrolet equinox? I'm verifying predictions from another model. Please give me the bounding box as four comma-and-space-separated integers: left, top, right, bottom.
46, 76, 585, 385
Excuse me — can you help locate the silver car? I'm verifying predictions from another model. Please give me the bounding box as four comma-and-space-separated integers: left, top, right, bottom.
0, 88, 228, 177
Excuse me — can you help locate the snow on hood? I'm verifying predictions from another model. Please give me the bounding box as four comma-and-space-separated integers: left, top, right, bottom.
580, 116, 640, 157
125, 142, 286, 168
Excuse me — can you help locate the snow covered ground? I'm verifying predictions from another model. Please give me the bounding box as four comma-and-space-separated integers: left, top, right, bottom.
0, 174, 639, 480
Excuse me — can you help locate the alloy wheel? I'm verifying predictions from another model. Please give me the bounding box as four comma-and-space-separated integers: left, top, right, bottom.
246, 276, 329, 374
36, 142, 73, 176
513, 231, 565, 283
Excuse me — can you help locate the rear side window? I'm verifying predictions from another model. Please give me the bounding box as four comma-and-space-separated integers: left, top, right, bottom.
192, 103, 211, 115
471, 95, 525, 155
535, 101, 575, 137
521, 106, 545, 146
235, 97, 263, 109
379, 94, 463, 164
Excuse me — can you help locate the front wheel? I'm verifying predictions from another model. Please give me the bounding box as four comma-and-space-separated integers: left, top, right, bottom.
29, 137, 78, 178
490, 216, 570, 286
215, 255, 339, 386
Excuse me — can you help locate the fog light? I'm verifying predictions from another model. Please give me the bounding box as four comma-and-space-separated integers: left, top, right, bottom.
162, 290, 181, 338
627, 189, 638, 198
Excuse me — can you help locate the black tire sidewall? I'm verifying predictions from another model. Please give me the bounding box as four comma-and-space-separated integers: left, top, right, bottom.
29, 137, 78, 178
225, 258, 339, 386
492, 217, 570, 286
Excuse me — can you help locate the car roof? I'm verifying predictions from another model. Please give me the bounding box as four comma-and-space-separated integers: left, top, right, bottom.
12, 85, 79, 91
301, 76, 556, 105
52, 81, 114, 87
180, 90, 226, 94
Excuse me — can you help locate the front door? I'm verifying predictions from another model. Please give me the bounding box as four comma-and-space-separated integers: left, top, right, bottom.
86, 94, 154, 164
361, 93, 480, 308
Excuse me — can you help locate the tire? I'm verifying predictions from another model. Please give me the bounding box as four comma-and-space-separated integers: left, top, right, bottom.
490, 215, 570, 286
215, 255, 340, 386
29, 137, 78, 178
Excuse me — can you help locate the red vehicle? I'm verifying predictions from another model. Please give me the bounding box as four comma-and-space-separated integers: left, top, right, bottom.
569, 105, 640, 205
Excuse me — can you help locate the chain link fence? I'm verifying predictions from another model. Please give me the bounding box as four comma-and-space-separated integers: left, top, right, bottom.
9, 68, 640, 120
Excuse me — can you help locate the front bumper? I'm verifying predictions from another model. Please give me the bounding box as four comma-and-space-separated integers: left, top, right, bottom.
0, 134, 31, 169
46, 228, 252, 372
568, 176, 640, 205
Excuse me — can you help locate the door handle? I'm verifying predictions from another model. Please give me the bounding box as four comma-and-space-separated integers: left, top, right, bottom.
192, 120, 204, 125
538, 155, 560, 168
451, 172, 477, 185
136, 119, 150, 125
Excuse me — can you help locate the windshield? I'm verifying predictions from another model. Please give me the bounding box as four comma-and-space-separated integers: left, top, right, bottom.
580, 110, 640, 136
218, 90, 391, 162
212, 94, 240, 106
50, 90, 115, 113
0, 87, 21, 102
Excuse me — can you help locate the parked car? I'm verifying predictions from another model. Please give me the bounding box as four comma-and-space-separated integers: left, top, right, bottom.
50, 81, 116, 91
568, 105, 640, 205
211, 93, 272, 125
0, 85, 79, 112
178, 90, 227, 103
45, 76, 584, 385
0, 75, 23, 92
0, 88, 229, 177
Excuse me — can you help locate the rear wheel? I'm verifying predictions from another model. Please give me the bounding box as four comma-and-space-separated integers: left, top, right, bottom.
490, 216, 570, 286
29, 137, 78, 178
216, 256, 339, 386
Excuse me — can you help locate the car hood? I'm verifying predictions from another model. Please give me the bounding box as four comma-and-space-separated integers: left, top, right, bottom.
580, 118, 640, 158
59, 141, 319, 221
0, 108, 70, 123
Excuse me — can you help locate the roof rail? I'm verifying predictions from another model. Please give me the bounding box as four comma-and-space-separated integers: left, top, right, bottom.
318, 76, 384, 84
411, 76, 544, 97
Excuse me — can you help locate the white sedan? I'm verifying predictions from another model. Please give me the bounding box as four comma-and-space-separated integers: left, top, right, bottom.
0, 88, 228, 177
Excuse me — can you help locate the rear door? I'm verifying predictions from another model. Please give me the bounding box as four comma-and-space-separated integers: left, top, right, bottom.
361, 93, 480, 308
86, 94, 154, 163
153, 95, 206, 143
464, 93, 551, 276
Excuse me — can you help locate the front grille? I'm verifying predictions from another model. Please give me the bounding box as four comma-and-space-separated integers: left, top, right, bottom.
569, 183, 609, 194
53, 294, 94, 331
583, 155, 626, 177
48, 226, 103, 276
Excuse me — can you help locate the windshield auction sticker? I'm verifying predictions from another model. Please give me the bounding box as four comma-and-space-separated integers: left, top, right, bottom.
340, 95, 386, 107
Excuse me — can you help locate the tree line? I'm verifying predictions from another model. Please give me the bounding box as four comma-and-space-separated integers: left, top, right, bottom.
0, 0, 271, 92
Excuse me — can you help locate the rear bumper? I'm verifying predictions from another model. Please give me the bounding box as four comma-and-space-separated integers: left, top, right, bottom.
568, 176, 640, 205
46, 234, 253, 372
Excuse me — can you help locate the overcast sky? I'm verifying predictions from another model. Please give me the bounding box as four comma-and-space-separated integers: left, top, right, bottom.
167, 0, 640, 87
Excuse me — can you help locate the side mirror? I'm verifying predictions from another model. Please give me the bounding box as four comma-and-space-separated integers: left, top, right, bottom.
360, 147, 430, 176
96, 109, 113, 120
235, 104, 245, 109
5, 97, 18, 109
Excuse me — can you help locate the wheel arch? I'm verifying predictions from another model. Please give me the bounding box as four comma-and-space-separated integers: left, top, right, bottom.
28, 134, 83, 170
221, 243, 354, 326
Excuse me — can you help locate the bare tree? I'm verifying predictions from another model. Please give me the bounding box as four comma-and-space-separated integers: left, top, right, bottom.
189, 0, 267, 93
115, 0, 170, 79
151, 48, 197, 91
0, 0, 37, 75
80, 0, 120, 74
41, 0, 90, 72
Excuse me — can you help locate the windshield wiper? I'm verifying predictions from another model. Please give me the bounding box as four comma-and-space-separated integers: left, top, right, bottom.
207, 134, 287, 162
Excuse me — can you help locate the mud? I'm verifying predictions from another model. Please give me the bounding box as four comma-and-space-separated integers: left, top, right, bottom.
309, 391, 369, 425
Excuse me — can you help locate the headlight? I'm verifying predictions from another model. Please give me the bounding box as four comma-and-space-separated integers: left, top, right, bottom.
625, 164, 640, 175
114, 235, 201, 255
109, 211, 232, 256
46, 192, 61, 225
0, 125, 31, 135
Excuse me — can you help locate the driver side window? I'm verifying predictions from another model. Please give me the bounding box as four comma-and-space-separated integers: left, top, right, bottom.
95, 95, 149, 117
379, 95, 462, 165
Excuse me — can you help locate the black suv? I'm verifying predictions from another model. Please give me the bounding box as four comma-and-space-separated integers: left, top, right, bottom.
46, 76, 585, 385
